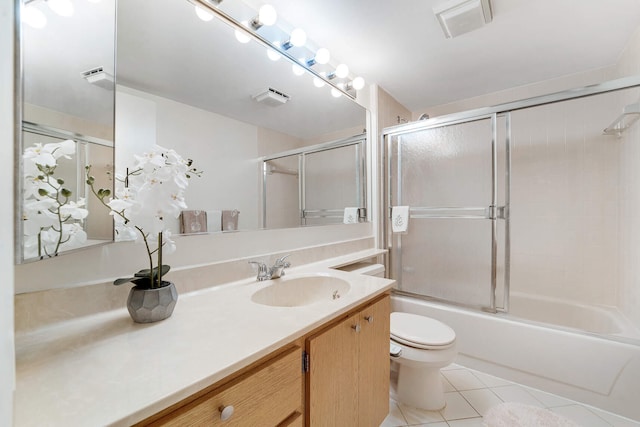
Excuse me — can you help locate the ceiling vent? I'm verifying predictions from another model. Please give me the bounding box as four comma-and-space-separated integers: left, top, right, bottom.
252, 88, 290, 106
81, 67, 114, 89
433, 0, 493, 39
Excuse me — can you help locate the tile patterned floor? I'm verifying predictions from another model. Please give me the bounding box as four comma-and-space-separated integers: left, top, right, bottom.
381, 364, 640, 427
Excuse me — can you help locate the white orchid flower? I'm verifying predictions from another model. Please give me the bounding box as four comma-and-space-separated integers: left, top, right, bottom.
23, 143, 56, 168
60, 199, 89, 220
48, 139, 76, 160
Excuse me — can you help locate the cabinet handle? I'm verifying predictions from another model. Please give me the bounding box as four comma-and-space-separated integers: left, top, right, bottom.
219, 405, 234, 422
364, 315, 374, 324
352, 324, 361, 333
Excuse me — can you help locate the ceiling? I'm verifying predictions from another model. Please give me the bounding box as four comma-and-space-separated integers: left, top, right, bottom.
242, 0, 640, 112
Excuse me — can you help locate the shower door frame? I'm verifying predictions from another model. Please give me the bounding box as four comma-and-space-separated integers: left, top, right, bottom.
384, 113, 510, 313
381, 74, 640, 314
261, 133, 367, 227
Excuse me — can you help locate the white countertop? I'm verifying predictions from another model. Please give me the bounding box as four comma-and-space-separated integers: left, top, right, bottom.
14, 251, 394, 426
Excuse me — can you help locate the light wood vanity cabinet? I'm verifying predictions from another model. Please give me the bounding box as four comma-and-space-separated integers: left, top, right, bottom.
137, 293, 390, 427
307, 294, 390, 426
142, 345, 303, 426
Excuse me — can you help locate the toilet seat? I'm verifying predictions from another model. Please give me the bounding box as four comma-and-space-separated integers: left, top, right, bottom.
391, 312, 456, 350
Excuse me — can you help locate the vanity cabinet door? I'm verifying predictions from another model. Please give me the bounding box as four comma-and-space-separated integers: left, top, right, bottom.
307, 313, 360, 426
151, 346, 302, 426
306, 294, 390, 427
358, 295, 390, 427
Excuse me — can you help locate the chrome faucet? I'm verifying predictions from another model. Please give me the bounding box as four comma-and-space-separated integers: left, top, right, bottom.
249, 254, 291, 281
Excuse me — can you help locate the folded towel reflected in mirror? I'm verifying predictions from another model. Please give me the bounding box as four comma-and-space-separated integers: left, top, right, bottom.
180, 210, 207, 234
222, 209, 240, 231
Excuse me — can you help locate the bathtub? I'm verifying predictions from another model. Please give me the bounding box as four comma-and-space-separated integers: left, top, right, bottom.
391, 293, 640, 421
508, 292, 640, 340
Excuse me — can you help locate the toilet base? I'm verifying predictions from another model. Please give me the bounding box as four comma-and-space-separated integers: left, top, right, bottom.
396, 364, 445, 411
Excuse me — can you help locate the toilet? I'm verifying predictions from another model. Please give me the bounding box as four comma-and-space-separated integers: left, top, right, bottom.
390, 312, 457, 411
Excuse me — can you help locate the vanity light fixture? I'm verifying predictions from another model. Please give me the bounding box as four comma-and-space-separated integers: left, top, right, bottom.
281, 28, 307, 49
344, 76, 366, 92
250, 4, 277, 30
327, 63, 349, 80
47, 0, 74, 17
351, 76, 366, 91
194, 4, 214, 21
306, 47, 330, 67
267, 42, 282, 61
194, 0, 222, 21
234, 21, 251, 43
335, 63, 349, 79
188, 0, 361, 99
292, 59, 306, 76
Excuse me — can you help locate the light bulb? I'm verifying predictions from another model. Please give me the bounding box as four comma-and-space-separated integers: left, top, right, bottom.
22, 5, 47, 28
292, 59, 305, 76
313, 77, 325, 88
258, 4, 277, 26
331, 88, 342, 98
267, 42, 281, 61
352, 76, 365, 90
315, 48, 330, 65
194, 5, 213, 21
289, 28, 306, 47
235, 21, 251, 44
335, 64, 349, 79
47, 0, 74, 17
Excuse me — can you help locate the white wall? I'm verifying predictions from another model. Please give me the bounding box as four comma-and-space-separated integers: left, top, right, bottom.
1, 0, 15, 424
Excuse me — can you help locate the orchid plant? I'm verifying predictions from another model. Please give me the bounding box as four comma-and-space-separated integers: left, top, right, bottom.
22, 139, 89, 259
86, 145, 200, 289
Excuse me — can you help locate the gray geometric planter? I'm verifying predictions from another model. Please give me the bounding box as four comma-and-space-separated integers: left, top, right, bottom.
127, 281, 178, 323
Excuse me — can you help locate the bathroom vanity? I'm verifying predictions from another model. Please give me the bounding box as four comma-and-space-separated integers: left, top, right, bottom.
14, 252, 394, 427
138, 294, 390, 426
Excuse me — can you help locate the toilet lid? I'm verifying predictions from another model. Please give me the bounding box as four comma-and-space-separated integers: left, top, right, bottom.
390, 312, 456, 349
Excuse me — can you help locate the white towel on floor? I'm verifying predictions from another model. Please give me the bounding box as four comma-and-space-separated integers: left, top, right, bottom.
343, 207, 359, 224
391, 206, 409, 233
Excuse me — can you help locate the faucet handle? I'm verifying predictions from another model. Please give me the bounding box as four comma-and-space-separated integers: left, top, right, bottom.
275, 254, 291, 268
248, 261, 270, 281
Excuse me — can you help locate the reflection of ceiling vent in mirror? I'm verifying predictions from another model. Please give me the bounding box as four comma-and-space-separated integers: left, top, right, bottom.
252, 88, 290, 106
433, 0, 492, 39
81, 67, 114, 89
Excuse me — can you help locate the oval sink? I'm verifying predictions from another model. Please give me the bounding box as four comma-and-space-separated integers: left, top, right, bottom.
251, 275, 350, 307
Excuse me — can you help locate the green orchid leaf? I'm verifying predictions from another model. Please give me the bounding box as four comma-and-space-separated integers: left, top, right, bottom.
134, 269, 151, 277
113, 277, 136, 286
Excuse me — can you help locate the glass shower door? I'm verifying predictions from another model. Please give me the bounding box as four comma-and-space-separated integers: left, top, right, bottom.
387, 114, 508, 311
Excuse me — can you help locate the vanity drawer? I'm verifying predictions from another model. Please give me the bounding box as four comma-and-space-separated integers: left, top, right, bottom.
153, 346, 302, 426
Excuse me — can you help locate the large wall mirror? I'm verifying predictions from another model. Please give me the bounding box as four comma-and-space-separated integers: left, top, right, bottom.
15, 0, 368, 263
16, 0, 116, 263
116, 0, 368, 235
